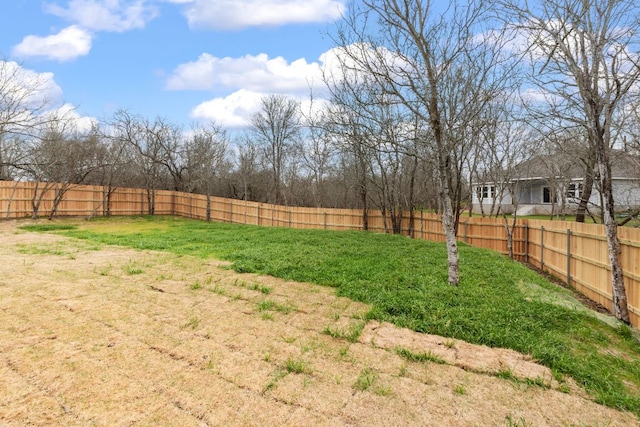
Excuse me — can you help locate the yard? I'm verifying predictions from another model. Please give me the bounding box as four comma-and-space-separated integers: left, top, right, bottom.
1, 217, 638, 426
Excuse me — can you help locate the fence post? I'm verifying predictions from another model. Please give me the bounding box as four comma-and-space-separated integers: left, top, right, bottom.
566, 229, 572, 286
102, 187, 108, 216
257, 205, 260, 226
323, 212, 327, 229
463, 221, 468, 244
540, 225, 545, 271
289, 209, 292, 228
524, 224, 529, 264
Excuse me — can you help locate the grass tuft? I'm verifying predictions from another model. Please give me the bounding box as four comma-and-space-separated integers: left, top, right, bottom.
181, 316, 199, 330
257, 299, 296, 314
284, 357, 309, 374
454, 384, 466, 395
123, 260, 143, 275
323, 321, 365, 343
353, 367, 377, 391
395, 347, 446, 364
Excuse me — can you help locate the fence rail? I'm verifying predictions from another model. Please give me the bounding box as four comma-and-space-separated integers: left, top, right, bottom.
1, 180, 638, 327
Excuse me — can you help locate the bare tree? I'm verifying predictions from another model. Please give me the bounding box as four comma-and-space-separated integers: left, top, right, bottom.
86, 122, 136, 217
502, 0, 640, 323
299, 99, 339, 208
230, 136, 271, 202
22, 123, 104, 219
0, 60, 64, 180
331, 0, 513, 285
321, 78, 377, 229
475, 100, 534, 258
342, 129, 374, 230
150, 118, 186, 192
325, 64, 420, 233
249, 95, 301, 205
109, 110, 166, 215
183, 123, 229, 220
184, 123, 228, 193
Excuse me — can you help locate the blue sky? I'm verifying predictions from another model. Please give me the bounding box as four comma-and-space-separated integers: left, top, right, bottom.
0, 0, 347, 129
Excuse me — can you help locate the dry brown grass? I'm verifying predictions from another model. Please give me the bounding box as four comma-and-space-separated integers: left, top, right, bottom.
0, 220, 636, 426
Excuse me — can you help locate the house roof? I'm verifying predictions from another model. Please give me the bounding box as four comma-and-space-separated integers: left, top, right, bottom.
511, 149, 640, 181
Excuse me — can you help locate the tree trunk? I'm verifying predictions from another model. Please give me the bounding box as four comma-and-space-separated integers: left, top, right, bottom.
502, 212, 516, 259
408, 157, 418, 238
5, 181, 18, 219
105, 185, 114, 216
48, 185, 65, 220
596, 154, 630, 324
576, 158, 595, 223
440, 188, 460, 286
437, 161, 460, 286
31, 182, 52, 220
146, 188, 155, 215
360, 182, 369, 231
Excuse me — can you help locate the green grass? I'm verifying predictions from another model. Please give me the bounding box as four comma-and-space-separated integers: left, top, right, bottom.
453, 384, 466, 395
395, 347, 446, 364
257, 299, 296, 314
353, 367, 378, 391
284, 357, 309, 374
323, 320, 366, 343
123, 260, 143, 275
19, 223, 78, 232
21, 216, 640, 416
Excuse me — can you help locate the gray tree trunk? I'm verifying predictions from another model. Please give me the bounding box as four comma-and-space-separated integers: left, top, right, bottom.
596, 148, 630, 324
576, 157, 595, 223
439, 177, 460, 286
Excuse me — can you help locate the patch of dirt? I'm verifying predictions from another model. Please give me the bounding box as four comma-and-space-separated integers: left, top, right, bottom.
0, 220, 637, 426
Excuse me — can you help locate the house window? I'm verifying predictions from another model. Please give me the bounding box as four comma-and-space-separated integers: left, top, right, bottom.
566, 183, 583, 199
477, 185, 495, 200
543, 187, 556, 204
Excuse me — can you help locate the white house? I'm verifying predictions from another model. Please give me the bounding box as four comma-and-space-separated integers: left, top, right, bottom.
472, 151, 640, 216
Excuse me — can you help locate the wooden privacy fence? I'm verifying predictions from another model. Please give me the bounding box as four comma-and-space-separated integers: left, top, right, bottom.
459, 217, 640, 327
1, 180, 639, 327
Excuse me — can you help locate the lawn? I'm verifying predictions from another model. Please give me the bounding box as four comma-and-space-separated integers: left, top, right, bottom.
22, 215, 640, 416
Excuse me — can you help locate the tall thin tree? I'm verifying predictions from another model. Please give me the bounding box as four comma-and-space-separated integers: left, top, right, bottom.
250, 95, 301, 205
502, 0, 640, 323
331, 0, 512, 285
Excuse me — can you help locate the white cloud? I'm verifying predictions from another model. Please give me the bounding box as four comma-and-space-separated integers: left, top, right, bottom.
43, 103, 98, 134
190, 89, 331, 130
0, 61, 64, 108
520, 87, 561, 105
172, 45, 397, 128
176, 0, 345, 30
166, 53, 325, 95
12, 26, 92, 62
0, 61, 72, 135
44, 0, 159, 32
191, 89, 266, 128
